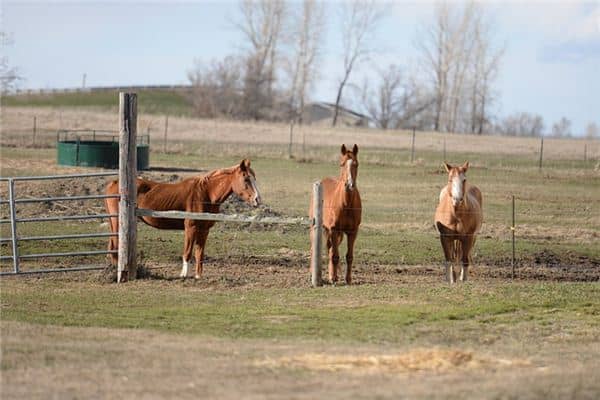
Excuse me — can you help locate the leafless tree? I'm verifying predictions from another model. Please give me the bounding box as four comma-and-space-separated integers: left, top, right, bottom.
416, 2, 503, 134
237, 0, 286, 119
332, 0, 384, 127
0, 32, 23, 92
585, 122, 599, 139
187, 56, 244, 118
361, 65, 403, 129
496, 112, 545, 137
286, 0, 326, 123
551, 117, 572, 137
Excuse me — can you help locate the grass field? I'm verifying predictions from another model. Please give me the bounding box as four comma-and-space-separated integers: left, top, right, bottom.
1, 103, 599, 399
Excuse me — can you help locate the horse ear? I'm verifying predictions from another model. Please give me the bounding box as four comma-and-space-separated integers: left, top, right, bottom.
239, 159, 251, 172
352, 144, 358, 155
461, 161, 469, 172
444, 162, 452, 172
341, 144, 347, 154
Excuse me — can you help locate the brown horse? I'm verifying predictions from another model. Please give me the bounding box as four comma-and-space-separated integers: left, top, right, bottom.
311, 144, 362, 284
105, 159, 261, 279
434, 161, 483, 283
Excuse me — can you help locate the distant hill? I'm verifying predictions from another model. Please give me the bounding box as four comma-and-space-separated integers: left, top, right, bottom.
2, 86, 195, 117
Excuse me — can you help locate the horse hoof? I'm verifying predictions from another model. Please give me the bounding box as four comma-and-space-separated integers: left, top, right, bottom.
194, 274, 201, 280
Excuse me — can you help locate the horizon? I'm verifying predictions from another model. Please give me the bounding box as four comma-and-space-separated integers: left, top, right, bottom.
2, 0, 599, 136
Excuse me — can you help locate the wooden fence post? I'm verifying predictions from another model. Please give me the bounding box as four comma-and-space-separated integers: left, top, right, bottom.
32, 116, 37, 147
538, 136, 544, 170
163, 115, 169, 153
288, 120, 295, 159
443, 138, 446, 161
511, 195, 516, 279
410, 127, 416, 163
310, 181, 323, 287
118, 92, 138, 283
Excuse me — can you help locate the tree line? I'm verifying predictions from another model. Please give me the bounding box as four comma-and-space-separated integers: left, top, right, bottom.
186, 0, 598, 138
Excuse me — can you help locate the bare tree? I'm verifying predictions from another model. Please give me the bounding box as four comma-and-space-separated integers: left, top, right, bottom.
361, 65, 403, 129
0, 32, 23, 92
416, 2, 503, 134
332, 0, 383, 127
585, 122, 599, 139
468, 8, 504, 135
496, 112, 545, 137
237, 0, 286, 119
188, 56, 244, 118
551, 117, 572, 137
286, 0, 326, 123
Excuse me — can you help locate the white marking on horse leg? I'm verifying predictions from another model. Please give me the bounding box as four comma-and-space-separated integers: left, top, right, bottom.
180, 258, 190, 278
460, 266, 468, 282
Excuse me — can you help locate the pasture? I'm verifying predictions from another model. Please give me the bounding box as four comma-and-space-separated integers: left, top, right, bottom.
1, 105, 599, 399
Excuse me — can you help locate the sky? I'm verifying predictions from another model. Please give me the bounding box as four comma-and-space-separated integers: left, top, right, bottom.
2, 0, 599, 135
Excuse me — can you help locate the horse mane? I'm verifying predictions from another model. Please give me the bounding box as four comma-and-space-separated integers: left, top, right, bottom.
193, 166, 237, 189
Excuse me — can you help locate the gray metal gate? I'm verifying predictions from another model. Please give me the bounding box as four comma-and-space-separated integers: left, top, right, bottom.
0, 172, 119, 275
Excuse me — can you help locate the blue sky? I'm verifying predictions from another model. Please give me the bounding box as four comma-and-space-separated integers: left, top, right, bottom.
2, 0, 599, 135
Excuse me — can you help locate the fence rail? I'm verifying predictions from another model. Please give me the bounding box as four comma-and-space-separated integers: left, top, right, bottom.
0, 172, 118, 275
135, 208, 310, 225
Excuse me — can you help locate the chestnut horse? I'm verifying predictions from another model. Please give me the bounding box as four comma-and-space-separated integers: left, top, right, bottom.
434, 161, 483, 283
311, 144, 362, 284
105, 159, 261, 279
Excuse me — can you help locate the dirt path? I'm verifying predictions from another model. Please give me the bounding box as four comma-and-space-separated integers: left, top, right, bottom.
2, 320, 599, 400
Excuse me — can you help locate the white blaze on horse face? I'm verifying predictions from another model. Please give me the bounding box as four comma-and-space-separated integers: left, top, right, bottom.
346, 159, 354, 190
250, 176, 262, 207
451, 173, 465, 206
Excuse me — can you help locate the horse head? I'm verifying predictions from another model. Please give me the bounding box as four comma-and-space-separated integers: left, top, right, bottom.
444, 161, 469, 207
232, 159, 262, 207
340, 144, 359, 191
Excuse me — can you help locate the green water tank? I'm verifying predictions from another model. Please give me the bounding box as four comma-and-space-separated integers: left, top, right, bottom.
57, 138, 149, 170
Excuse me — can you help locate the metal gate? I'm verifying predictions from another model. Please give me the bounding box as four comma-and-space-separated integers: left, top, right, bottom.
0, 172, 119, 275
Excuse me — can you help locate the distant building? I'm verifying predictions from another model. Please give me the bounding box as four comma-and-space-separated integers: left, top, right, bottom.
301, 102, 371, 127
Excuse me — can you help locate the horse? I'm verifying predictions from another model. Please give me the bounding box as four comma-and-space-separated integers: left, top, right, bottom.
310, 144, 362, 284
104, 159, 262, 279
434, 161, 483, 283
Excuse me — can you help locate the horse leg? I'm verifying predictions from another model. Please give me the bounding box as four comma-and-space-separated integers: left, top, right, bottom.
180, 221, 197, 278
439, 230, 455, 283
460, 236, 475, 282
345, 231, 357, 285
104, 196, 119, 266
328, 230, 342, 284
194, 227, 210, 280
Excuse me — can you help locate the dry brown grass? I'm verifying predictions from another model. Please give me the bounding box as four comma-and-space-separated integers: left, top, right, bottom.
256, 349, 532, 374
2, 106, 598, 160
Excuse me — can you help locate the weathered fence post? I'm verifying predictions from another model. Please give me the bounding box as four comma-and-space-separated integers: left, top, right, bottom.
584, 144, 587, 162
538, 136, 544, 170
288, 120, 295, 159
32, 116, 37, 147
410, 127, 416, 163
511, 195, 516, 279
310, 181, 323, 287
8, 178, 20, 274
118, 92, 138, 283
163, 115, 169, 153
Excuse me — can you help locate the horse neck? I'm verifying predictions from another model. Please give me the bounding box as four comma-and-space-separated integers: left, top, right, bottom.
202, 170, 234, 205
335, 177, 354, 207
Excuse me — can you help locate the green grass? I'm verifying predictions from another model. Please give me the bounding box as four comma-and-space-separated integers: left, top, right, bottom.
1, 279, 598, 343
1, 145, 598, 272
2, 89, 194, 116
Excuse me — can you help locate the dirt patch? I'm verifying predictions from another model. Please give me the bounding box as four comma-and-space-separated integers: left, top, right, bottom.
257, 349, 531, 374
